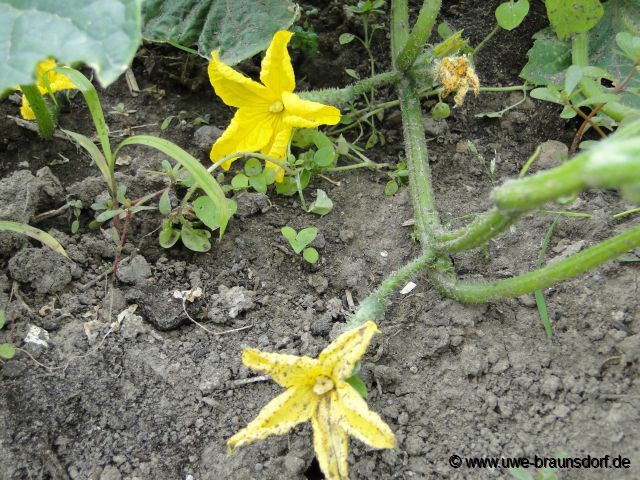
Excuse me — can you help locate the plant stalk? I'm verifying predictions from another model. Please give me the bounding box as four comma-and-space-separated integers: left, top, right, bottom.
395, 0, 441, 72
20, 85, 55, 138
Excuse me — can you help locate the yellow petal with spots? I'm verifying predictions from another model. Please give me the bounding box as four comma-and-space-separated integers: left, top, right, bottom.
209, 108, 277, 167
20, 96, 35, 120
319, 321, 379, 380
312, 393, 349, 480
208, 51, 273, 109
335, 381, 395, 449
227, 385, 317, 451
282, 92, 341, 128
261, 31, 295, 97
242, 348, 322, 388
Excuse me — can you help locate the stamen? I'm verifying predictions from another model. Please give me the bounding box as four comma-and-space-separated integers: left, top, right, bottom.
313, 376, 335, 395
269, 100, 284, 113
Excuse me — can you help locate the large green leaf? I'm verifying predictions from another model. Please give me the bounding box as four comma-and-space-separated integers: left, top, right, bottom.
545, 0, 604, 40
142, 0, 298, 64
0, 0, 142, 91
521, 0, 640, 109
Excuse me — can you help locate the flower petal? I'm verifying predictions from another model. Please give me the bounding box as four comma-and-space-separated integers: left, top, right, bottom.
335, 381, 395, 449
261, 117, 291, 182
208, 51, 272, 108
282, 92, 341, 128
242, 347, 322, 388
312, 393, 350, 480
227, 385, 317, 451
261, 31, 295, 97
44, 69, 77, 93
319, 321, 379, 380
210, 108, 277, 167
20, 96, 35, 120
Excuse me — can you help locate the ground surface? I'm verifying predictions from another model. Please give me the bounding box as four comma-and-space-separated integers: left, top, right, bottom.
1, 1, 639, 479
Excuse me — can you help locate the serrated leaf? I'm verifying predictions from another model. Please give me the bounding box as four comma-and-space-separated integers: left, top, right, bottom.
142, 0, 297, 65
546, 0, 604, 40
302, 247, 319, 264
296, 227, 318, 246
308, 189, 333, 215
0, 0, 142, 91
159, 225, 180, 248
159, 190, 171, 215
519, 28, 572, 87
0, 343, 15, 360
495, 0, 529, 31
180, 225, 211, 252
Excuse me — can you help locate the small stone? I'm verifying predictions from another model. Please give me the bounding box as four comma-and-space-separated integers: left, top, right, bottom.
540, 375, 563, 399
235, 192, 271, 218
117, 256, 152, 286
208, 285, 256, 320
308, 275, 328, 294
339, 229, 354, 243
193, 125, 223, 152
8, 247, 74, 294
284, 456, 306, 474
535, 140, 568, 171
99, 465, 122, 480
310, 314, 332, 337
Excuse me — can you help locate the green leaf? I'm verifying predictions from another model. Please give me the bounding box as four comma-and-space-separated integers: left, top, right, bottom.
564, 65, 583, 95
617, 32, 640, 61
0, 343, 15, 360
263, 167, 278, 185
63, 129, 115, 194
0, 309, 5, 330
116, 135, 230, 236
71, 219, 80, 234
193, 196, 237, 230
530, 87, 563, 104
0, 220, 68, 258
244, 157, 262, 177
0, 0, 141, 91
180, 225, 211, 252
385, 179, 399, 196
281, 226, 297, 243
249, 174, 267, 193
345, 68, 360, 80
159, 190, 171, 215
142, 0, 298, 65
495, 0, 529, 31
346, 375, 368, 398
276, 177, 298, 196
231, 173, 249, 189
159, 225, 180, 248
546, 0, 604, 40
339, 33, 355, 44
296, 227, 318, 247
519, 28, 572, 86
560, 106, 578, 118
314, 147, 336, 168
303, 247, 319, 264
308, 189, 333, 215
96, 208, 123, 223
576, 93, 620, 106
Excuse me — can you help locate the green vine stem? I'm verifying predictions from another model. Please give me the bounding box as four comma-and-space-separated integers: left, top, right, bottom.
20, 85, 55, 138
395, 0, 441, 72
344, 251, 435, 330
430, 224, 640, 302
299, 70, 401, 105
434, 209, 519, 253
572, 33, 637, 121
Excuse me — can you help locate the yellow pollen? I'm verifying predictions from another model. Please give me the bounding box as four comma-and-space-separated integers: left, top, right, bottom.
313, 376, 335, 396
269, 100, 284, 113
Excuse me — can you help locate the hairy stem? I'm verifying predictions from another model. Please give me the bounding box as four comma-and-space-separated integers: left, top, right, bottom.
299, 70, 401, 105
395, 0, 441, 72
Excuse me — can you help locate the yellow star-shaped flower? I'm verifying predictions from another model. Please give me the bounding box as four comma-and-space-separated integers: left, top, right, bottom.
228, 321, 395, 480
436, 55, 480, 107
208, 31, 341, 181
18, 58, 77, 120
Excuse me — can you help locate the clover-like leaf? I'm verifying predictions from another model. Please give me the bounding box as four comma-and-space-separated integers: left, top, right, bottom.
0, 0, 142, 91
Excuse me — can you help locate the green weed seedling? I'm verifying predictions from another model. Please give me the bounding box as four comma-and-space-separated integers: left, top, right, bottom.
281, 226, 320, 264
0, 309, 16, 361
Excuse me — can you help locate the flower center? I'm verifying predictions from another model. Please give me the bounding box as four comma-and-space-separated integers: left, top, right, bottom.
313, 376, 335, 396
269, 100, 284, 113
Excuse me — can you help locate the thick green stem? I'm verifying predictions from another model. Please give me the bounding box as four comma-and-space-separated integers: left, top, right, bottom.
431, 224, 640, 302
344, 251, 435, 330
299, 70, 401, 105
396, 0, 441, 72
572, 33, 637, 121
434, 209, 519, 253
20, 85, 56, 138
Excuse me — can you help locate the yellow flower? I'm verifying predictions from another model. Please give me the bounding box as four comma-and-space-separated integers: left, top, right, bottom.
228, 321, 395, 480
19, 58, 77, 120
208, 31, 341, 181
436, 55, 480, 107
